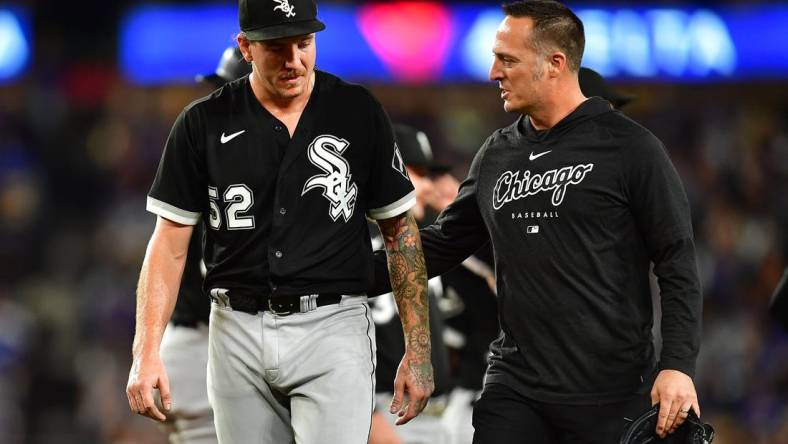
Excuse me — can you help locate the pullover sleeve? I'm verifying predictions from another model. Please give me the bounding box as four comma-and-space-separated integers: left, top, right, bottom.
624, 131, 702, 377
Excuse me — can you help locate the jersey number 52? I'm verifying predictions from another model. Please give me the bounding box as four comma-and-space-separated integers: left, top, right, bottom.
208, 185, 255, 230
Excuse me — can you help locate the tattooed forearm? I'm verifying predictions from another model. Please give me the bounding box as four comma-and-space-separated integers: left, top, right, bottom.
407, 325, 431, 355
378, 212, 431, 366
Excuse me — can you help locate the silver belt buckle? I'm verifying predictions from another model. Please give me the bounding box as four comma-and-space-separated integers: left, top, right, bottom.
267, 298, 291, 316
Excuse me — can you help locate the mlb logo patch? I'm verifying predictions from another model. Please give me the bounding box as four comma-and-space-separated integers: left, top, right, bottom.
526, 225, 539, 234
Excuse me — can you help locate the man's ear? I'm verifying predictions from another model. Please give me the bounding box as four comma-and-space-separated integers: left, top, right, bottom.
547, 51, 568, 78
236, 35, 253, 62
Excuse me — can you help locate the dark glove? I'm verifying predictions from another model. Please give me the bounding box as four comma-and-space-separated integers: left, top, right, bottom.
620, 403, 714, 444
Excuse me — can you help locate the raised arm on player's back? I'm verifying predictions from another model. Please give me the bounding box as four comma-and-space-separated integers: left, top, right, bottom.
377, 210, 434, 425
126, 216, 193, 422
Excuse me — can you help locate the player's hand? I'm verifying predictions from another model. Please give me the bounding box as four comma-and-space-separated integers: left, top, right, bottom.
650, 369, 700, 438
126, 354, 172, 422
390, 350, 434, 425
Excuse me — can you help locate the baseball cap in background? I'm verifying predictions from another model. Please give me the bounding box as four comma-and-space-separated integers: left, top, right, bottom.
195, 47, 252, 87
579, 67, 635, 109
239, 0, 326, 41
393, 124, 450, 175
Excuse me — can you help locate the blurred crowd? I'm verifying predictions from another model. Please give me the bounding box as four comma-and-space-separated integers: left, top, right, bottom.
1, 69, 787, 443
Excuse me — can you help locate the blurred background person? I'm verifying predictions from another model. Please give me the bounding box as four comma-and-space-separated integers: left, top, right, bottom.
578, 67, 634, 109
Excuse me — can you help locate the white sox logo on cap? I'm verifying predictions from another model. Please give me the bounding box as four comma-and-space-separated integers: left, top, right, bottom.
273, 0, 296, 18
302, 135, 358, 222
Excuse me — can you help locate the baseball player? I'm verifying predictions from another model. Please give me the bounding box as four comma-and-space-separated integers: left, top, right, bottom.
373, 1, 703, 443
125, 0, 434, 443
153, 46, 251, 444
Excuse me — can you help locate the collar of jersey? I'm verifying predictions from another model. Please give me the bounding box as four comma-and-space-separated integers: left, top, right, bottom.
515, 97, 613, 144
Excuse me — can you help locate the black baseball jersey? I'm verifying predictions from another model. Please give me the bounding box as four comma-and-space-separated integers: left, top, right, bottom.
147, 70, 415, 298
396, 98, 702, 404
440, 245, 499, 391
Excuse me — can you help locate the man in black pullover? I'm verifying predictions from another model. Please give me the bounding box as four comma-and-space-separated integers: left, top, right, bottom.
374, 1, 702, 443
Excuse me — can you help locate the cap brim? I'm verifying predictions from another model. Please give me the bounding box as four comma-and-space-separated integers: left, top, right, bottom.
610, 94, 635, 108
244, 19, 325, 41
195, 73, 225, 88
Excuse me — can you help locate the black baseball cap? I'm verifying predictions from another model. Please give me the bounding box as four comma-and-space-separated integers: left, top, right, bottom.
196, 46, 252, 87
393, 124, 450, 175
579, 67, 635, 108
239, 0, 326, 41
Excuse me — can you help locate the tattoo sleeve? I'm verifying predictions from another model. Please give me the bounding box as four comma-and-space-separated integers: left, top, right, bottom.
377, 211, 432, 384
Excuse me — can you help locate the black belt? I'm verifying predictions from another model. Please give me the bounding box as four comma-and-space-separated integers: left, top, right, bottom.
211, 290, 343, 316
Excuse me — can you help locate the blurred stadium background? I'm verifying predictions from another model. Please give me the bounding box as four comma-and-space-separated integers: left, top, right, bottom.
0, 1, 787, 443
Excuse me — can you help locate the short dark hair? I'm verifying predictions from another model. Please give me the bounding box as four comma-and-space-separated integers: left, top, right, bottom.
502, 0, 585, 72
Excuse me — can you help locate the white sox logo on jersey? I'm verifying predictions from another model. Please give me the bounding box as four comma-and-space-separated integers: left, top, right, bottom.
493, 163, 594, 210
302, 135, 358, 222
273, 0, 296, 18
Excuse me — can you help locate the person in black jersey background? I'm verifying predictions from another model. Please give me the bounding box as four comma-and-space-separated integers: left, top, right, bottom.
373, 1, 703, 443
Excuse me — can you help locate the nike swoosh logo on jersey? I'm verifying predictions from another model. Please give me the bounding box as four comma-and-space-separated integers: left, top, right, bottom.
529, 150, 551, 161
220, 130, 246, 144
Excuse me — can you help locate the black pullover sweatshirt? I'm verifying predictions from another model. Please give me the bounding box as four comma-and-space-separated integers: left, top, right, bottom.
373, 97, 702, 404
